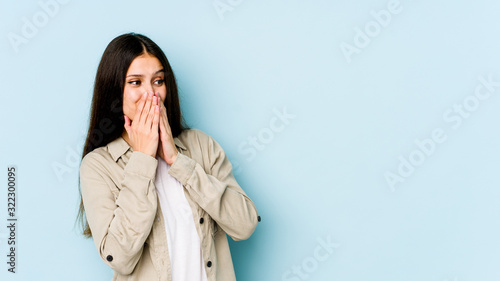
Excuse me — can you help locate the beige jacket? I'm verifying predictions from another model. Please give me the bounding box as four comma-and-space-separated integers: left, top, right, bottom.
80, 128, 260, 281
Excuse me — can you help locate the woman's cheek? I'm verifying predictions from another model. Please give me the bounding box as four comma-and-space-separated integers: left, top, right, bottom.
130, 105, 137, 119
160, 90, 167, 102
128, 93, 142, 117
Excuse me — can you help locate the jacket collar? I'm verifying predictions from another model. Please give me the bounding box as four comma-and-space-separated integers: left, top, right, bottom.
107, 135, 187, 162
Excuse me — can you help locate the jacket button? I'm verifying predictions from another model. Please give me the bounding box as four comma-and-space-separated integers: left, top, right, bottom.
199, 217, 204, 224
207, 261, 212, 267
258, 216, 261, 222
106, 255, 113, 262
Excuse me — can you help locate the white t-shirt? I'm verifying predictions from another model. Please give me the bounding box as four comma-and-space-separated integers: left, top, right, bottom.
154, 156, 208, 281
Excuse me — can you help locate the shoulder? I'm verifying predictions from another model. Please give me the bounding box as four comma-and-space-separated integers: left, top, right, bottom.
178, 128, 211, 140
177, 128, 216, 148
176, 128, 226, 159
80, 146, 115, 174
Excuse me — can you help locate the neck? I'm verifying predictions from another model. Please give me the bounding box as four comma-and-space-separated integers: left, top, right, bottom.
121, 131, 131, 147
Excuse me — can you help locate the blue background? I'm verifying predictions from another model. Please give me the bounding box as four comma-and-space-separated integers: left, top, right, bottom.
1, 0, 500, 280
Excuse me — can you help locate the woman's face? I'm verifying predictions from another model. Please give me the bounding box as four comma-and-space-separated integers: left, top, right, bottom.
123, 53, 167, 121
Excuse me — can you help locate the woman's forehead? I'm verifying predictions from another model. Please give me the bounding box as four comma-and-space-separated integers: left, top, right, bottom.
127, 54, 164, 76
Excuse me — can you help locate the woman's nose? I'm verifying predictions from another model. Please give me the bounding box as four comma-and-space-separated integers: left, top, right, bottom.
142, 83, 154, 94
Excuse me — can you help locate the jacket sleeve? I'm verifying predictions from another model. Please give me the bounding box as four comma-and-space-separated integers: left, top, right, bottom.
168, 131, 259, 241
80, 151, 158, 275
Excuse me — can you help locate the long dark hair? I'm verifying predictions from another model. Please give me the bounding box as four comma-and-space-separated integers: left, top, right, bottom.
76, 33, 189, 237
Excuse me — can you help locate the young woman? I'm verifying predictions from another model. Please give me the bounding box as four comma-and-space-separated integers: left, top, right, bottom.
77, 33, 260, 281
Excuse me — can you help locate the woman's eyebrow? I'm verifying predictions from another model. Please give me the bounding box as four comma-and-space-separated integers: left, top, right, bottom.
126, 69, 165, 78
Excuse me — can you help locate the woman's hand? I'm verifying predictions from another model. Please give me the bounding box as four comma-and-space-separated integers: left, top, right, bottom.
124, 92, 160, 158
155, 92, 178, 165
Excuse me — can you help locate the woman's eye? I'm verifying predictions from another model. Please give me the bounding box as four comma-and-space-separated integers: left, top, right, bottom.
128, 80, 141, 86
154, 79, 164, 85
